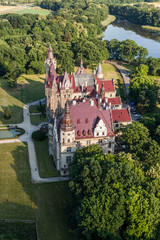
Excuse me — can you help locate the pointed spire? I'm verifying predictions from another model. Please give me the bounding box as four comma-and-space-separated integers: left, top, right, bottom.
97, 62, 104, 79
64, 70, 69, 81
47, 43, 54, 60
61, 100, 75, 132
49, 63, 57, 78
100, 82, 105, 99
80, 56, 83, 68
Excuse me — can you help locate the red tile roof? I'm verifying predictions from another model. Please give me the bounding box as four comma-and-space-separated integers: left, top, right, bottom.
108, 97, 121, 105
112, 109, 131, 123
70, 101, 114, 139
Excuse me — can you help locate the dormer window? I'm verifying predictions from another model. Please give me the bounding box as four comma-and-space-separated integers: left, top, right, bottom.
77, 130, 81, 136
85, 118, 89, 124
77, 119, 80, 124
82, 130, 86, 136
88, 129, 91, 135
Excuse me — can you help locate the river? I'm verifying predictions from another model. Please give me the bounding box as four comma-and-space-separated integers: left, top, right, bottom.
103, 18, 160, 58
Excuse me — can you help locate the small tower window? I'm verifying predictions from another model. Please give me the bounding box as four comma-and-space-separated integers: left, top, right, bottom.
77, 119, 80, 124
85, 118, 89, 123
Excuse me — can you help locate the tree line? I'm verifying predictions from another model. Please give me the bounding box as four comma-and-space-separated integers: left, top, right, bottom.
68, 121, 160, 240
109, 4, 160, 27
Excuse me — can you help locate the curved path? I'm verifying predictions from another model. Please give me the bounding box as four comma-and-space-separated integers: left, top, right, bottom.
0, 99, 68, 184
108, 60, 130, 96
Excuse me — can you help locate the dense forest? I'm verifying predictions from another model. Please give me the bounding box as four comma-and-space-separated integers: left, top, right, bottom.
1, 0, 160, 85
109, 4, 160, 27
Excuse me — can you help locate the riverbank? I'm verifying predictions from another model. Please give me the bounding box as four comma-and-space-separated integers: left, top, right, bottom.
142, 25, 160, 34
97, 15, 116, 38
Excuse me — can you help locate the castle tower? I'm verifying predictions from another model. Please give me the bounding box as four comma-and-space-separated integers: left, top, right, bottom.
60, 100, 75, 145
97, 62, 104, 79
44, 44, 57, 80
100, 82, 105, 100
80, 56, 83, 68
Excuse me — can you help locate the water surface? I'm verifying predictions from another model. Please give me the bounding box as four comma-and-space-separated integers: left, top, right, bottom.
103, 18, 160, 58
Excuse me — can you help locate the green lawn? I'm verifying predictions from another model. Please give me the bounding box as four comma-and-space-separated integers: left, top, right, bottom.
0, 75, 45, 125
30, 114, 47, 125
34, 139, 60, 178
0, 142, 74, 240
0, 221, 37, 240
14, 7, 54, 15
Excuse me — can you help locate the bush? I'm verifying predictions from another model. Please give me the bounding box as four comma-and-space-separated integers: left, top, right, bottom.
4, 107, 11, 119
32, 130, 46, 141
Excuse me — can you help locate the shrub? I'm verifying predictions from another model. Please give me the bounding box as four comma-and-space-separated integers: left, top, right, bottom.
32, 130, 46, 141
4, 107, 11, 119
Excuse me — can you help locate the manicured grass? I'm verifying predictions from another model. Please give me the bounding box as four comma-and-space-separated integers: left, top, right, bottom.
0, 75, 45, 124
30, 114, 47, 125
0, 142, 74, 240
0, 221, 37, 240
119, 62, 136, 73
29, 104, 45, 113
34, 139, 60, 178
15, 8, 54, 15
101, 15, 116, 27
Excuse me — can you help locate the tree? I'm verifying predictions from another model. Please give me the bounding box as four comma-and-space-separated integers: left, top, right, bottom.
69, 146, 160, 240
4, 107, 11, 119
135, 64, 149, 76
120, 121, 149, 150
32, 130, 46, 141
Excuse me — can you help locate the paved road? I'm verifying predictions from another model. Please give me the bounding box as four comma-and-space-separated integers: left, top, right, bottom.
108, 61, 130, 96
0, 99, 68, 184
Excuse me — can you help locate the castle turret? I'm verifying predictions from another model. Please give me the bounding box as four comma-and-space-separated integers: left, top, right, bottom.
60, 100, 75, 144
97, 62, 104, 79
44, 44, 57, 80
100, 82, 105, 100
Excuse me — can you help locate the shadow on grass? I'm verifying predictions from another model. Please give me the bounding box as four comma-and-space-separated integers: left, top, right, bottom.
0, 202, 37, 240
8, 143, 74, 240
0, 76, 45, 105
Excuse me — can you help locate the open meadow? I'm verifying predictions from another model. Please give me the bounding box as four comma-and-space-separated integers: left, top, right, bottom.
0, 75, 45, 125
0, 142, 74, 240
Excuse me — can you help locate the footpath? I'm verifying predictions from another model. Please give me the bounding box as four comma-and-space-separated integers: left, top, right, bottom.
0, 99, 68, 184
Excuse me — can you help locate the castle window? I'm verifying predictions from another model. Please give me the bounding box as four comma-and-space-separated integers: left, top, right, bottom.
110, 94, 112, 97
64, 95, 66, 98
102, 132, 104, 135
85, 118, 89, 123
97, 133, 99, 136
67, 147, 71, 152
109, 142, 111, 148
87, 140, 91, 146
63, 138, 64, 143
77, 131, 81, 136
88, 129, 91, 135
68, 139, 70, 143
77, 119, 80, 124
66, 156, 72, 164
98, 139, 103, 143
68, 133, 70, 136
82, 130, 86, 136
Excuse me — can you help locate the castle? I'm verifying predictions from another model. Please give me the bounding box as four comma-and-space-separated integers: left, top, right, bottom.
45, 44, 132, 176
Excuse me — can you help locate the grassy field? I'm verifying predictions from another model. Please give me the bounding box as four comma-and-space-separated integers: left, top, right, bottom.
0, 221, 37, 240
30, 115, 47, 125
0, 75, 45, 125
0, 142, 74, 240
15, 8, 54, 15
101, 15, 116, 27
34, 139, 60, 178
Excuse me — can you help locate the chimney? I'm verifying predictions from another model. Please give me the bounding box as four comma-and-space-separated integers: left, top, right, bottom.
96, 84, 99, 92
90, 99, 94, 106
73, 100, 76, 105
